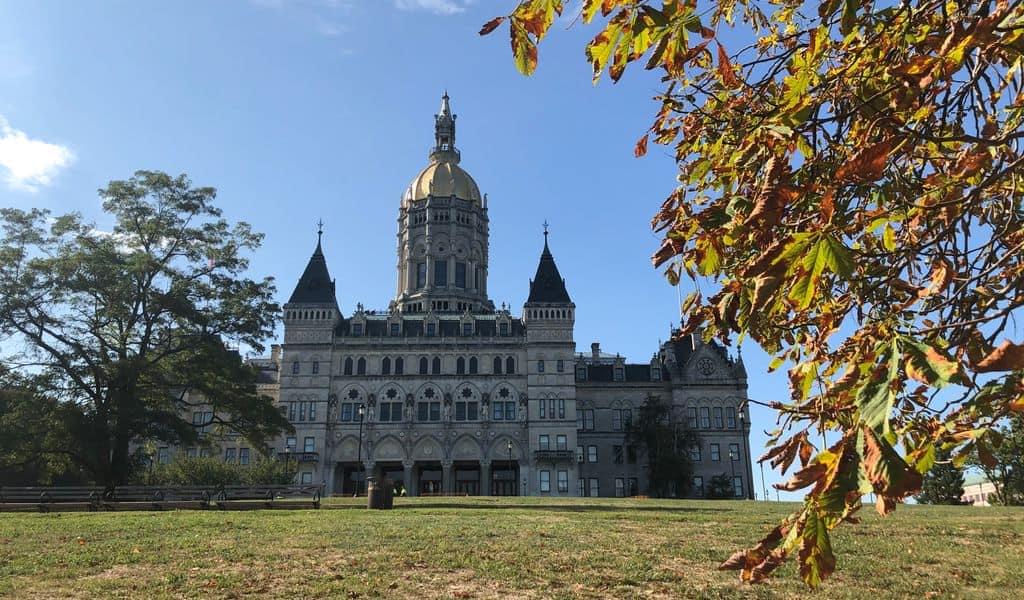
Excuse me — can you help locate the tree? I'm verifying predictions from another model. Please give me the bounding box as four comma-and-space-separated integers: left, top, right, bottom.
972, 415, 1024, 505
624, 395, 699, 497
0, 171, 290, 488
915, 451, 966, 505
483, 0, 1024, 587
707, 474, 735, 499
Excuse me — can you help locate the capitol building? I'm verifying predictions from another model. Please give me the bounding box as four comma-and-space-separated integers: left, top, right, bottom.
187, 94, 754, 498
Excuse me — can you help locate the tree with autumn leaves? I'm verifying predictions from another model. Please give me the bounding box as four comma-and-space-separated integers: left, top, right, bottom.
483, 0, 1024, 588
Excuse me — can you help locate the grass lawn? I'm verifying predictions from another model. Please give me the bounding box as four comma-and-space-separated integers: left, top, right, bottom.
1, 497, 1022, 598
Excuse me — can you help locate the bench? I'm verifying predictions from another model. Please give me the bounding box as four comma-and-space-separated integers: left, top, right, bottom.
0, 486, 104, 512
210, 484, 321, 510
0, 485, 320, 512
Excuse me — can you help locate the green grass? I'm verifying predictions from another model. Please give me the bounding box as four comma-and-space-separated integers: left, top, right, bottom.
1, 497, 1022, 598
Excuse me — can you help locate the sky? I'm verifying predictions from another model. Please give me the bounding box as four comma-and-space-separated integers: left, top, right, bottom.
0, 0, 799, 498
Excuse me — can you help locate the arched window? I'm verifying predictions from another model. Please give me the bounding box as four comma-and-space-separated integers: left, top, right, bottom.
469, 357, 478, 374
357, 358, 366, 375
432, 357, 442, 375
506, 357, 515, 374
395, 357, 404, 375
493, 357, 502, 374
419, 357, 429, 375
456, 357, 465, 375
382, 357, 391, 376
344, 358, 353, 375
292, 361, 300, 375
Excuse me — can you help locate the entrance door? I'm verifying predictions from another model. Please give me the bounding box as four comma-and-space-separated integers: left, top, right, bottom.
492, 467, 517, 496
455, 468, 480, 496
419, 468, 442, 496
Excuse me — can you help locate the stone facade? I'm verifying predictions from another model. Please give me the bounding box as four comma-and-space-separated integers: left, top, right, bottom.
162, 94, 754, 498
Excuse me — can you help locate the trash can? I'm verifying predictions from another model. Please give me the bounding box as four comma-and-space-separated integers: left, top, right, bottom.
367, 477, 385, 509
382, 478, 395, 509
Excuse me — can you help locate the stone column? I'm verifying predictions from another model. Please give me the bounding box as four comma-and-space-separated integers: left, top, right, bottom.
479, 459, 491, 496
324, 462, 336, 497
403, 459, 415, 497
441, 460, 453, 495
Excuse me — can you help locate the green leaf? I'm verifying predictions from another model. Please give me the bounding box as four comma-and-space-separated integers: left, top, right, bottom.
510, 21, 538, 76
798, 507, 837, 587
899, 336, 961, 387
882, 223, 896, 251
856, 341, 899, 435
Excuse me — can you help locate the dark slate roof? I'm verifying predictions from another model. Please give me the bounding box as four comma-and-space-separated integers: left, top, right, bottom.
580, 363, 657, 383
527, 236, 571, 304
334, 316, 525, 338
287, 239, 337, 305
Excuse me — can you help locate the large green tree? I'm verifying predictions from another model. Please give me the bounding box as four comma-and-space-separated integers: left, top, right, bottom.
915, 450, 966, 505
972, 415, 1024, 505
483, 0, 1024, 587
624, 395, 699, 497
0, 171, 289, 487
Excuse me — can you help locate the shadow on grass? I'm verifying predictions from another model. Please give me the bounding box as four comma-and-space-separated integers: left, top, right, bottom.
322, 501, 734, 513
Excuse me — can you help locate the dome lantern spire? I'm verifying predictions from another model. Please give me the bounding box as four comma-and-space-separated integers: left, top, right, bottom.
430, 91, 459, 164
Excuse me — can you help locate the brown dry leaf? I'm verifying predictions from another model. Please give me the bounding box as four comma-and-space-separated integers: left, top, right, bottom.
974, 340, 1024, 372
835, 140, 893, 183
717, 42, 741, 88
918, 258, 954, 298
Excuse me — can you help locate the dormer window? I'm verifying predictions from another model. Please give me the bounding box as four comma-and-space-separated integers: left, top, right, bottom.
426, 322, 436, 337
390, 322, 401, 336
499, 322, 509, 336
652, 367, 661, 381
462, 322, 472, 336
352, 323, 363, 336
614, 367, 625, 382
576, 366, 587, 381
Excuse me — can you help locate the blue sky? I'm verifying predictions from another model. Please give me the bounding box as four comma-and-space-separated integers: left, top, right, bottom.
1, 0, 798, 498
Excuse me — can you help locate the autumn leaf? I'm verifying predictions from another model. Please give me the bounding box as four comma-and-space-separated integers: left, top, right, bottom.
835, 140, 893, 183
974, 340, 1024, 373
634, 133, 649, 157
479, 16, 505, 36
717, 42, 741, 88
510, 21, 539, 76
917, 258, 954, 299
775, 462, 828, 491
861, 426, 923, 512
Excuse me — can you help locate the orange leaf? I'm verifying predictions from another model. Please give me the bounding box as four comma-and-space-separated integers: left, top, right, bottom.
716, 42, 741, 88
835, 140, 893, 184
974, 340, 1024, 373
917, 258, 954, 299
478, 16, 505, 36
634, 133, 649, 157
775, 462, 828, 491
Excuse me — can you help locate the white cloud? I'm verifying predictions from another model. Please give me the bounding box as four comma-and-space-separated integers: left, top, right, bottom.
0, 116, 74, 192
394, 0, 471, 15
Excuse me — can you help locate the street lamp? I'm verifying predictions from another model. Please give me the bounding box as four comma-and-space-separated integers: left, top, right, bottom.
506, 439, 513, 497
739, 411, 753, 500
356, 403, 366, 497
284, 446, 292, 483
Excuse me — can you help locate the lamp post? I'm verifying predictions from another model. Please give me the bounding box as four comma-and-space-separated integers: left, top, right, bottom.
506, 439, 513, 497
739, 411, 752, 500
284, 446, 292, 483
356, 403, 366, 496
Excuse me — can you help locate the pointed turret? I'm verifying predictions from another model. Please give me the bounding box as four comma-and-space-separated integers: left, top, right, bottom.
287, 223, 338, 306
430, 91, 459, 164
527, 224, 571, 303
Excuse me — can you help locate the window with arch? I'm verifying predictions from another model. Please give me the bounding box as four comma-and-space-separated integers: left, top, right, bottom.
469, 356, 478, 374
357, 357, 366, 375
395, 357, 404, 375
291, 361, 300, 375
493, 356, 502, 374
432, 357, 441, 375
506, 357, 515, 374
419, 357, 429, 375
343, 358, 353, 376
381, 357, 391, 376
456, 357, 465, 375
537, 360, 545, 374
312, 361, 319, 375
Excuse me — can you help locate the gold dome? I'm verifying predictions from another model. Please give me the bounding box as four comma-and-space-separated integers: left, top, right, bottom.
404, 158, 482, 204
